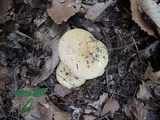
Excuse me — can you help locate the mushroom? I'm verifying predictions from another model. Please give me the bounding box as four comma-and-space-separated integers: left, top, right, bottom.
56, 62, 86, 89
58, 28, 108, 79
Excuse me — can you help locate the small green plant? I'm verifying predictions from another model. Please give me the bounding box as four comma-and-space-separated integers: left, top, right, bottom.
12, 88, 48, 114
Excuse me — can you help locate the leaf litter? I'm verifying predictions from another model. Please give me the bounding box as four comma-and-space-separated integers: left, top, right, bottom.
47, 0, 81, 24
1, 0, 160, 120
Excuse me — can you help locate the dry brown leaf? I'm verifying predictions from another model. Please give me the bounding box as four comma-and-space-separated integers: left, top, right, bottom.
101, 98, 120, 118
130, 0, 155, 36
54, 84, 72, 97
138, 0, 160, 28
31, 40, 59, 86
124, 99, 149, 120
85, 0, 117, 21
54, 108, 72, 120
47, 0, 81, 24
137, 81, 153, 101
84, 107, 98, 115
32, 23, 69, 86
89, 93, 108, 111
144, 63, 160, 84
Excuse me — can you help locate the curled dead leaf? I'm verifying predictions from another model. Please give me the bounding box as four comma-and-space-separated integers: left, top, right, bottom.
32, 23, 69, 86
85, 0, 117, 21
89, 93, 108, 111
54, 84, 72, 97
137, 81, 153, 101
101, 98, 120, 118
54, 108, 72, 120
47, 0, 81, 24
138, 0, 160, 28
130, 0, 155, 36
124, 99, 149, 120
144, 63, 160, 84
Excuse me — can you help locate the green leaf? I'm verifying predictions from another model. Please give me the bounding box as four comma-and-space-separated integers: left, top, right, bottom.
32, 88, 48, 98
20, 98, 34, 114
12, 90, 32, 97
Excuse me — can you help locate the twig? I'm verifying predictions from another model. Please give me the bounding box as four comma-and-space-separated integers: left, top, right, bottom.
112, 90, 128, 98
106, 68, 111, 98
93, 113, 110, 120
15, 30, 33, 39
35, 99, 42, 120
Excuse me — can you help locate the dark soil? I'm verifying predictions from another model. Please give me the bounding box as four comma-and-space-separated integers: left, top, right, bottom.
0, 0, 160, 120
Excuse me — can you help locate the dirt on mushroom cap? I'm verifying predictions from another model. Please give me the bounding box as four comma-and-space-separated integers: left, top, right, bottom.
56, 62, 86, 89
58, 28, 108, 79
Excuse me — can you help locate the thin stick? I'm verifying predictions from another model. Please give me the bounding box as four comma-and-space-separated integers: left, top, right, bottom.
106, 68, 111, 98
35, 100, 42, 120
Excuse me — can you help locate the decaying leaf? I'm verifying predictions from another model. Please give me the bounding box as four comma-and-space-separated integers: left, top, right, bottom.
85, 0, 117, 21
84, 107, 98, 115
89, 93, 108, 111
47, 0, 81, 24
0, 0, 13, 23
139, 40, 159, 60
101, 98, 120, 118
137, 81, 153, 101
32, 23, 69, 86
130, 0, 155, 36
27, 0, 46, 8
54, 108, 72, 120
144, 63, 160, 84
12, 86, 71, 120
124, 99, 149, 120
70, 106, 83, 120
153, 85, 160, 97
33, 14, 47, 28
138, 0, 160, 29
54, 84, 72, 97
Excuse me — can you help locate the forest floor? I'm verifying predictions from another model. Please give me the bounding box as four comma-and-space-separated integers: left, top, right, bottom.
0, 0, 160, 120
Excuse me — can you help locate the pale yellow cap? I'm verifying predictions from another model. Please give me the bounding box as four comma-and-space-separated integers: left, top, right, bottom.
58, 28, 108, 79
56, 62, 86, 89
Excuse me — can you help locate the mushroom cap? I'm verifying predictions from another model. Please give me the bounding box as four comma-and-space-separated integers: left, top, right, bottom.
56, 62, 86, 89
58, 28, 108, 79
